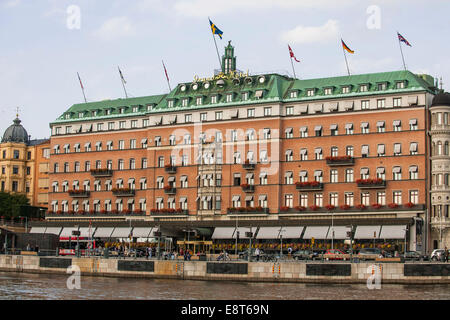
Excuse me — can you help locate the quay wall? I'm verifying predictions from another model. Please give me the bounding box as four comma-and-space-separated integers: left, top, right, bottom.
0, 255, 449, 284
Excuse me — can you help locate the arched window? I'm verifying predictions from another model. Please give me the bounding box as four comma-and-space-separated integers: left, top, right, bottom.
437, 141, 443, 155
445, 141, 449, 155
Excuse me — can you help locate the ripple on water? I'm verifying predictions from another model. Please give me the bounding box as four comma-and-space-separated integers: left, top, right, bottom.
0, 272, 449, 300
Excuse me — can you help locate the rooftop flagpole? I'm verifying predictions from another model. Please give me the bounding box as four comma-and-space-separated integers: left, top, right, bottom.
209, 17, 224, 73
288, 44, 300, 79
397, 31, 408, 71
162, 60, 172, 92
118, 66, 129, 98
77, 72, 87, 103
341, 38, 353, 76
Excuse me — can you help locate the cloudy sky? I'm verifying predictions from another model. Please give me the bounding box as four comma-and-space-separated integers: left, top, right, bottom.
1, 0, 449, 139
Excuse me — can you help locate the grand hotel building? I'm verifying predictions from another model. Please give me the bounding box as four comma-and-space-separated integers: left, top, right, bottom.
43, 43, 449, 251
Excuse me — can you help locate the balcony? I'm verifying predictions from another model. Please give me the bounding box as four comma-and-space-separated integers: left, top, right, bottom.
90, 169, 113, 177
150, 209, 188, 216
112, 188, 135, 196
46, 210, 146, 217
326, 156, 355, 166
242, 162, 256, 170
68, 190, 90, 198
278, 203, 426, 215
164, 165, 177, 173
164, 186, 177, 194
240, 184, 255, 193
356, 179, 386, 189
295, 182, 324, 191
227, 207, 270, 215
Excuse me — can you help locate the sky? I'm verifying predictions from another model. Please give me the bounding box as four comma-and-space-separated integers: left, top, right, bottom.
1, 0, 449, 139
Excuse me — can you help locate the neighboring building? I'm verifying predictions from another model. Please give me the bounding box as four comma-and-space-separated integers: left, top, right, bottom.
0, 116, 50, 208
46, 42, 438, 252
429, 92, 450, 249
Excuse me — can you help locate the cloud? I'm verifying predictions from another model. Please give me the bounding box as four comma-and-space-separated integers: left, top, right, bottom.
280, 20, 340, 45
3, 0, 21, 8
173, 0, 355, 18
93, 17, 137, 41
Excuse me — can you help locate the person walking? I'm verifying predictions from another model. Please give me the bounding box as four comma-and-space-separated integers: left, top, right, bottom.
255, 247, 260, 262
445, 247, 449, 263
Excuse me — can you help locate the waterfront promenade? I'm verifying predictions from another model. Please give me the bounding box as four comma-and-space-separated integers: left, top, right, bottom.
0, 254, 449, 284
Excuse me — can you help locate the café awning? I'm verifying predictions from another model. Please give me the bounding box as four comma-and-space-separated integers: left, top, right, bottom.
256, 227, 281, 239
110, 227, 132, 238
379, 225, 406, 239
94, 227, 114, 238
354, 225, 381, 239
278, 226, 304, 239
326, 226, 351, 240
211, 227, 235, 239
302, 226, 329, 239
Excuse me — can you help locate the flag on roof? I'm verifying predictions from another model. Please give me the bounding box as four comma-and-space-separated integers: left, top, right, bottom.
397, 32, 412, 47
288, 45, 300, 62
341, 39, 354, 54
209, 18, 223, 39
162, 60, 170, 82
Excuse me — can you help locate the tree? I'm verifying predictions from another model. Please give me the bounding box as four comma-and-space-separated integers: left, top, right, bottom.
0, 192, 30, 218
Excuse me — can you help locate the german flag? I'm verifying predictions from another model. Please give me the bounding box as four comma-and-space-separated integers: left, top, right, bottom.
341, 39, 354, 54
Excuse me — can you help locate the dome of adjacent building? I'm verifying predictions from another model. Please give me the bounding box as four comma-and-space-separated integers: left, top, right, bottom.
431, 92, 450, 107
1, 117, 29, 144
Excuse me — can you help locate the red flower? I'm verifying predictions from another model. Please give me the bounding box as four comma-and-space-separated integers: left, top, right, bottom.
325, 204, 336, 210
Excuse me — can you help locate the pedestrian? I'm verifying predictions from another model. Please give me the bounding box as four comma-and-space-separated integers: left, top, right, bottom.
288, 246, 293, 257
255, 247, 260, 262
445, 247, 449, 263
26, 243, 31, 251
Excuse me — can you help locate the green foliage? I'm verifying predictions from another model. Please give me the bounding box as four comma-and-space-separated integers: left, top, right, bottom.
0, 192, 30, 218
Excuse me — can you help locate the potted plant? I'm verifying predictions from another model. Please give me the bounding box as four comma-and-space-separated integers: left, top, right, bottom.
325, 204, 336, 210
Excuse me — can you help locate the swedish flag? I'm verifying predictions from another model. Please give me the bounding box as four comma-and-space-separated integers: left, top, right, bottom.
209, 18, 223, 39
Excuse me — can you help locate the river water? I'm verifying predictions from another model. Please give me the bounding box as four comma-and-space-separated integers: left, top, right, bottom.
0, 272, 449, 300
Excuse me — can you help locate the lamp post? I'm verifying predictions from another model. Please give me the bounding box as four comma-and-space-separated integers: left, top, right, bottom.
331, 211, 334, 250
18, 216, 28, 233
404, 226, 408, 256
279, 227, 285, 258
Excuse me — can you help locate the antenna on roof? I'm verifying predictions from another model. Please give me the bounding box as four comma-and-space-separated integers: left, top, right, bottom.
440, 77, 443, 91
118, 66, 129, 99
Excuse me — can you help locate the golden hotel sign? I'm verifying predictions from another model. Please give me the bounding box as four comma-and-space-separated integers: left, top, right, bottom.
193, 70, 249, 83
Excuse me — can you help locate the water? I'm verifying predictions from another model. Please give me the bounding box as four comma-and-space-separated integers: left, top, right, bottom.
0, 272, 448, 300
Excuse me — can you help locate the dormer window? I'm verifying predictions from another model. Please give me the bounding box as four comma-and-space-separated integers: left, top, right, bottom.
341, 86, 350, 94
359, 84, 368, 92
182, 98, 189, 107
255, 90, 264, 99
119, 108, 125, 114
395, 81, 405, 89
324, 88, 333, 95
132, 106, 139, 113
226, 93, 233, 102
92, 110, 97, 117
289, 91, 298, 98
241, 92, 248, 101
105, 109, 111, 115
196, 97, 203, 106
78, 112, 84, 118
211, 95, 218, 104
168, 100, 174, 108
64, 114, 71, 119
377, 82, 387, 91
147, 105, 153, 112
306, 89, 315, 97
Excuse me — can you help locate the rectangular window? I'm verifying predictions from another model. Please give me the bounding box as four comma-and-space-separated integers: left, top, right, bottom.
118, 140, 124, 150
108, 122, 115, 130
141, 158, 147, 169
182, 98, 189, 107
197, 97, 203, 106
324, 88, 332, 95
409, 190, 419, 204
330, 193, 338, 206
307, 89, 315, 97
215, 111, 222, 120
300, 194, 308, 207
360, 84, 368, 92
185, 114, 192, 123
130, 139, 136, 149
290, 91, 298, 98
131, 120, 137, 128
393, 191, 402, 205
286, 106, 294, 115
242, 92, 249, 101
142, 119, 149, 127
119, 121, 126, 129
211, 95, 217, 104
361, 192, 370, 206
330, 169, 338, 183
377, 99, 385, 109
226, 94, 233, 103
284, 194, 293, 208
377, 191, 386, 205
200, 112, 207, 122
314, 193, 323, 207
393, 98, 402, 107
264, 107, 272, 116
247, 108, 255, 118
393, 120, 402, 131
168, 100, 174, 108
361, 100, 370, 110
344, 192, 354, 206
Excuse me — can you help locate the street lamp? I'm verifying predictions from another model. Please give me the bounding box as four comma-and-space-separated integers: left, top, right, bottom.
18, 216, 28, 233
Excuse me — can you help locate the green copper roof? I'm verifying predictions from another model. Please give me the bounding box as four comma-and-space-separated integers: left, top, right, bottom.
52, 69, 436, 125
